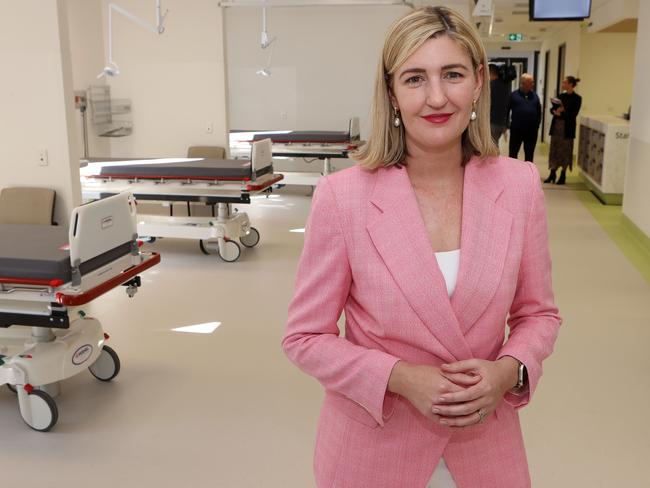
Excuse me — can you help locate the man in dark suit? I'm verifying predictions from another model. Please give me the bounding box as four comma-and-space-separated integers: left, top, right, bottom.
507, 73, 541, 162
489, 64, 510, 147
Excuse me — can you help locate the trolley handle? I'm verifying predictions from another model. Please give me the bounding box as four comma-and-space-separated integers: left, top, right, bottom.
56, 252, 160, 306
246, 173, 284, 192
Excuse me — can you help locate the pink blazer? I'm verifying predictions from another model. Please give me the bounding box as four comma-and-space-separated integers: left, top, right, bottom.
282, 156, 561, 488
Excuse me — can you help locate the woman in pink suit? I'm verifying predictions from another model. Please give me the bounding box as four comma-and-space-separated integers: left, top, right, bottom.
282, 7, 561, 488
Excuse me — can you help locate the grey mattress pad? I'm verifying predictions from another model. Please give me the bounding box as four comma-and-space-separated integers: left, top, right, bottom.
252, 131, 350, 144
89, 158, 254, 179
0, 224, 71, 282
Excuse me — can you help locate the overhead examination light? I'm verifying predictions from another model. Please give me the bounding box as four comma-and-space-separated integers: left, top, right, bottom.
98, 0, 169, 79
97, 62, 120, 79
260, 7, 276, 48
256, 35, 275, 77
255, 4, 276, 77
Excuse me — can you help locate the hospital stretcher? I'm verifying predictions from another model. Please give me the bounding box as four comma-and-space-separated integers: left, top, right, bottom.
80, 139, 282, 262
229, 117, 362, 186
0, 192, 159, 431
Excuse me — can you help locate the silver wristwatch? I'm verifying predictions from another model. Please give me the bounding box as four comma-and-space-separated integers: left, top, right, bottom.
513, 360, 527, 392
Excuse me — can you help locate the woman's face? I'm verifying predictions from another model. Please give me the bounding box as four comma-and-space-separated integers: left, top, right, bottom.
562, 78, 571, 91
390, 35, 482, 155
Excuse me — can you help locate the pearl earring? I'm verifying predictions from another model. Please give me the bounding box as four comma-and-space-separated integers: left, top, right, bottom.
470, 100, 477, 121
393, 107, 401, 127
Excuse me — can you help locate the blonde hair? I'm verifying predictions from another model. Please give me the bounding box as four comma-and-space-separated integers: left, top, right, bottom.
354, 6, 497, 169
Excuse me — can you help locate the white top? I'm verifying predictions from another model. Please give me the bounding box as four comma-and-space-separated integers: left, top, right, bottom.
434, 249, 460, 298
430, 251, 461, 488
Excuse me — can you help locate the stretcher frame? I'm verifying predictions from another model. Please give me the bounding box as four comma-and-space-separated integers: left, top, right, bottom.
229, 117, 362, 186
80, 139, 282, 262
0, 192, 160, 431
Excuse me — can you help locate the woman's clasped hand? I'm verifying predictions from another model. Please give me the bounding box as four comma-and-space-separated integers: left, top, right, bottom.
390, 357, 519, 429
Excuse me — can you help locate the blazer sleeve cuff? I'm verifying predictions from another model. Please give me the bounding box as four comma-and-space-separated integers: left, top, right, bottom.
497, 348, 539, 410
361, 351, 401, 427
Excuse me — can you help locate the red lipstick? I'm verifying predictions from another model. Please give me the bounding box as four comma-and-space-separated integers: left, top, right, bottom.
423, 113, 453, 124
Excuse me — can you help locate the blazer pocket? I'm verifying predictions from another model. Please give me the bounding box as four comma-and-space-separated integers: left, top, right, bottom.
324, 390, 397, 429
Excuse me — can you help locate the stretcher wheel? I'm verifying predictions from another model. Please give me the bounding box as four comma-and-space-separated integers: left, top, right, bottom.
199, 239, 218, 255
20, 389, 58, 432
89, 345, 121, 382
219, 239, 241, 263
239, 227, 260, 248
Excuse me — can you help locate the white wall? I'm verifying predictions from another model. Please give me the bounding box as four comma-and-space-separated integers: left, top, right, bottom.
66, 0, 111, 159
0, 0, 81, 225
587, 0, 638, 32
101, 0, 229, 157
622, 0, 650, 237
578, 32, 636, 117
224, 5, 411, 137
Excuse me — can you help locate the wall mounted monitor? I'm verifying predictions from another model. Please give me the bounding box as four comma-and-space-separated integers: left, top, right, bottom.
529, 0, 592, 21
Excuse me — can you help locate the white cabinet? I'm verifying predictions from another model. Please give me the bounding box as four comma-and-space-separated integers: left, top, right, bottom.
577, 115, 630, 205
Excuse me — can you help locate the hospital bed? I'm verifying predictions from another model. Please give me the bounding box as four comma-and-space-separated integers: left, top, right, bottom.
229, 117, 362, 186
80, 139, 283, 262
0, 192, 159, 431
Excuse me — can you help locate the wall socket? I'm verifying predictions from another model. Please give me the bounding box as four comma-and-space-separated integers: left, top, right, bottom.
206, 122, 213, 134
39, 149, 49, 166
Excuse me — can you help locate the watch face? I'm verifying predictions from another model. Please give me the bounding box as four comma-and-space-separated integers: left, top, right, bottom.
517, 362, 525, 388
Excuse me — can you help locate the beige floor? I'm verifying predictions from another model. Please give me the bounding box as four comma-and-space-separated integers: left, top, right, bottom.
1, 149, 649, 487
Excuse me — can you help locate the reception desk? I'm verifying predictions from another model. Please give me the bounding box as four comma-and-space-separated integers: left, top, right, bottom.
577, 115, 630, 205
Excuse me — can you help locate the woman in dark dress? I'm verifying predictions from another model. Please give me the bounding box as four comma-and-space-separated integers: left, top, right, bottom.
545, 76, 582, 185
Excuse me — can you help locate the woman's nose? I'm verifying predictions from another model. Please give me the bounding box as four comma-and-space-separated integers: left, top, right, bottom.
425, 80, 447, 108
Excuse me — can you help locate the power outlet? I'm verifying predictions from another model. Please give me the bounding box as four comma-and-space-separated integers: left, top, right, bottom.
206, 122, 213, 134
39, 149, 49, 166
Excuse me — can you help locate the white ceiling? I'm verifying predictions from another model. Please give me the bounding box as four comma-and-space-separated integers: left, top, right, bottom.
220, 0, 620, 45
482, 0, 611, 42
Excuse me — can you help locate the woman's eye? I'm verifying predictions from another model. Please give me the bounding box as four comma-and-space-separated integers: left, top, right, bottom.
444, 71, 463, 80
405, 75, 424, 85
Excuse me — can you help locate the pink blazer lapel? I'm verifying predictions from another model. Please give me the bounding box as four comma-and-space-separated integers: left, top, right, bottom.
366, 166, 472, 363
451, 159, 513, 334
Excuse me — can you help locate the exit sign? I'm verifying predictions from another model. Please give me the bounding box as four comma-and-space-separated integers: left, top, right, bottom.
508, 33, 524, 41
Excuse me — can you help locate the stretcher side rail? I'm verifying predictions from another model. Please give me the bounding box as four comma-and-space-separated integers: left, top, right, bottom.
92, 173, 284, 205
87, 164, 273, 183
0, 277, 65, 288
102, 192, 253, 205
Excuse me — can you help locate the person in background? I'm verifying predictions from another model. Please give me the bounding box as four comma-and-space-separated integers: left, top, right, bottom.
283, 6, 561, 488
489, 63, 509, 147
545, 76, 582, 185
507, 73, 541, 163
